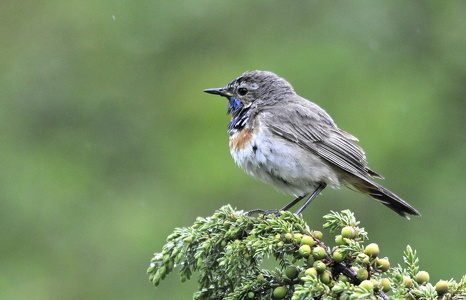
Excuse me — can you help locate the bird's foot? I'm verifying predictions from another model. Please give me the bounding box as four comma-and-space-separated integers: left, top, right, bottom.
264, 209, 282, 216
246, 209, 266, 216
246, 209, 282, 217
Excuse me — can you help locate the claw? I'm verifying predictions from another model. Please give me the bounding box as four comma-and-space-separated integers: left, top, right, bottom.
246, 209, 266, 216
263, 209, 282, 216
246, 209, 283, 217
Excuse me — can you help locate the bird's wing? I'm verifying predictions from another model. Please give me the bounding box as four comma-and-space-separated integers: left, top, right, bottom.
263, 100, 421, 218
265, 102, 383, 181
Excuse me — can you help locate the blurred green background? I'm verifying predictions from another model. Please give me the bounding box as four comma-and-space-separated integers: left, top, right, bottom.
1, 1, 465, 299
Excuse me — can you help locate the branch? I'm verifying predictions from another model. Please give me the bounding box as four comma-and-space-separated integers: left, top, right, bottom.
148, 205, 465, 299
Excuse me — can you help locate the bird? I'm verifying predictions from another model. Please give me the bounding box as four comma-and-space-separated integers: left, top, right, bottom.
204, 70, 420, 218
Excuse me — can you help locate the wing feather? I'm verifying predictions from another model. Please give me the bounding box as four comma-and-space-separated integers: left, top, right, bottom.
265, 102, 381, 181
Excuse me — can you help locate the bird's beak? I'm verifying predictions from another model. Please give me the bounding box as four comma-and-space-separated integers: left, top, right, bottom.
203, 88, 233, 97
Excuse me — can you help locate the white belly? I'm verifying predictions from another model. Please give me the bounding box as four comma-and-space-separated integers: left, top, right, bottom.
230, 127, 341, 197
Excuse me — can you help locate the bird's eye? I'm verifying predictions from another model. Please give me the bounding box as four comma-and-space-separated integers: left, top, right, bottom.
237, 87, 248, 96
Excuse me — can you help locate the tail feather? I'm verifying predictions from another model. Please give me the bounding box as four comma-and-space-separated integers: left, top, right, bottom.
347, 178, 421, 219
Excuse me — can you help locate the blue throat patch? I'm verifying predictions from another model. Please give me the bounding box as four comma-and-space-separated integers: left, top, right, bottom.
227, 97, 242, 115
227, 97, 249, 132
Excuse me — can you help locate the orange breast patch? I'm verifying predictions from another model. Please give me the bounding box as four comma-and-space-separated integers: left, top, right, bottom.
229, 129, 254, 151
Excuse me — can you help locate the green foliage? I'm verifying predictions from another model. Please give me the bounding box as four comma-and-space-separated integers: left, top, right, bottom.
148, 206, 465, 299
2, 2, 466, 299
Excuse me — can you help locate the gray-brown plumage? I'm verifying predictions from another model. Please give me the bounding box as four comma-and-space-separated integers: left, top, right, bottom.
204, 70, 421, 218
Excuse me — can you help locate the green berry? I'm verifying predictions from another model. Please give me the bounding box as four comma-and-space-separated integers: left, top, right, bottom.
335, 235, 346, 245
272, 286, 287, 299
293, 233, 303, 243
313, 260, 327, 273
298, 245, 311, 257
305, 267, 318, 277
381, 278, 391, 292
284, 233, 293, 241
360, 280, 374, 291
364, 243, 380, 258
377, 258, 390, 272
370, 279, 379, 291
357, 268, 369, 281
312, 231, 323, 240
338, 274, 349, 282
312, 246, 327, 260
435, 280, 449, 295
301, 235, 317, 247
307, 255, 315, 266
257, 274, 265, 281
285, 266, 299, 280
356, 253, 370, 266
339, 274, 349, 282
341, 226, 356, 239
321, 271, 332, 284
403, 276, 413, 287
414, 271, 430, 284
332, 250, 345, 263
247, 291, 255, 298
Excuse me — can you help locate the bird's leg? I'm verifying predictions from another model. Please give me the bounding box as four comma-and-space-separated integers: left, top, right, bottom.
247, 183, 326, 216
246, 196, 304, 216
246, 196, 305, 216
295, 183, 327, 215
280, 195, 305, 211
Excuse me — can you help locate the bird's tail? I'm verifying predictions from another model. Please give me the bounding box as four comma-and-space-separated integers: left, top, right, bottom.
347, 177, 421, 219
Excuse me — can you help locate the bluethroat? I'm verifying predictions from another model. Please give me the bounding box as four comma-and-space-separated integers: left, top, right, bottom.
204, 70, 420, 218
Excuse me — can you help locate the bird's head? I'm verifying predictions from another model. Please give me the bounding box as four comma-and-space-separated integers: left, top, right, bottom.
204, 70, 295, 116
